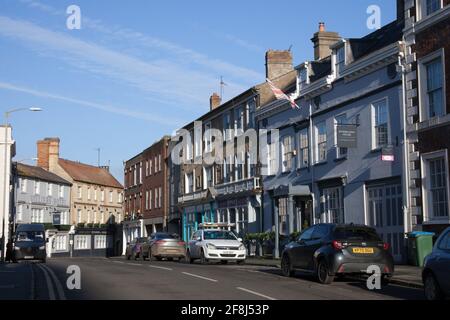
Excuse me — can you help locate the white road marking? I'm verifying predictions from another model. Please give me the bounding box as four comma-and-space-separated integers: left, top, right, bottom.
148, 265, 173, 271
236, 287, 277, 300
36, 264, 55, 300
182, 272, 218, 282
41, 264, 66, 300
112, 261, 126, 264
126, 263, 143, 266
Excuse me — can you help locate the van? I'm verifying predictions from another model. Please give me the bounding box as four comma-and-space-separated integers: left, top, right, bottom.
13, 224, 47, 263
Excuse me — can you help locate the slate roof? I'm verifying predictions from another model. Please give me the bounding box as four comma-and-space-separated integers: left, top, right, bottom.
16, 163, 71, 185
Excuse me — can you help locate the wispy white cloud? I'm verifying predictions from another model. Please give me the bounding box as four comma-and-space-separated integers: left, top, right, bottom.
0, 81, 185, 126
16, 0, 263, 84
0, 16, 253, 108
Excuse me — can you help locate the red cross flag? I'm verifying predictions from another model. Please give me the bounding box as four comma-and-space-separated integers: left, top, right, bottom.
266, 78, 299, 109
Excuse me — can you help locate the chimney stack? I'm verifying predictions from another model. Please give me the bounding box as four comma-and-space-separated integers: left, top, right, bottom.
311, 22, 341, 61
265, 50, 293, 80
37, 137, 60, 171
209, 92, 221, 111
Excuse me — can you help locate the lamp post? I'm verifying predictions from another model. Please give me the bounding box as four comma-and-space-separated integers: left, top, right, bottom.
1, 107, 42, 262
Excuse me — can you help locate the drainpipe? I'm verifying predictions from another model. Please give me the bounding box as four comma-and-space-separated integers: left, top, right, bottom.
398, 43, 411, 236
309, 101, 316, 225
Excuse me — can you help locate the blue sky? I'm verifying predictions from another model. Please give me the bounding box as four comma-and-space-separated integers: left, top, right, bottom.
0, 0, 396, 182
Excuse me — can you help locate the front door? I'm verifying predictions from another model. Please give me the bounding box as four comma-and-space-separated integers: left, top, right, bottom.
367, 183, 405, 263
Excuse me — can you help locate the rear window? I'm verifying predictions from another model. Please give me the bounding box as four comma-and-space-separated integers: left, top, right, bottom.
155, 233, 177, 240
333, 227, 381, 241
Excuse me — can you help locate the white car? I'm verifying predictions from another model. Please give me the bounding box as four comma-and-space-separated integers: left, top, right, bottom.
186, 228, 246, 264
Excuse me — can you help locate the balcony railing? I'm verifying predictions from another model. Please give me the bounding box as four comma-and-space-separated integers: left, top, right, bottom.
215, 177, 261, 196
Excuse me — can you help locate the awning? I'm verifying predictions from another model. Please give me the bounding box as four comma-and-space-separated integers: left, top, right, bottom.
273, 184, 311, 197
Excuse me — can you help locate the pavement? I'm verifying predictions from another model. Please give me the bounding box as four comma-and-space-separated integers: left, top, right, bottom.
245, 257, 424, 289
0, 256, 425, 300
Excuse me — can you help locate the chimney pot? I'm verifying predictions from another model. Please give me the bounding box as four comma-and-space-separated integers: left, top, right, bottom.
319, 22, 325, 32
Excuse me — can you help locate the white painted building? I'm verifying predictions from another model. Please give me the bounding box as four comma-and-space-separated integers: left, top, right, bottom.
0, 125, 15, 260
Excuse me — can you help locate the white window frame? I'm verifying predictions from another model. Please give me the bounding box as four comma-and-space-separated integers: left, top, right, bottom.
77, 209, 82, 223
417, 0, 443, 20
154, 187, 158, 208
158, 187, 162, 208
223, 112, 232, 141
94, 235, 107, 249
315, 121, 327, 163
109, 190, 113, 203
421, 150, 450, 223
149, 189, 152, 210
281, 135, 293, 173
234, 106, 244, 136
47, 183, 53, 197
20, 178, 27, 193
101, 190, 105, 202
268, 141, 278, 175
298, 128, 309, 168
158, 154, 162, 172
74, 235, 91, 250
17, 204, 23, 222
149, 159, 153, 175
34, 181, 40, 195
418, 49, 446, 122
59, 185, 64, 198
185, 173, 194, 194
334, 44, 346, 77
371, 98, 390, 150
77, 186, 82, 199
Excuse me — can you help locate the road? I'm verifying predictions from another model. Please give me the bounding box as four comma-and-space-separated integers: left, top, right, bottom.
0, 256, 425, 300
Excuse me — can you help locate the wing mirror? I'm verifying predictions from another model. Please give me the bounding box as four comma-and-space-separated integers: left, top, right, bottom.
196, 237, 202, 241
237, 238, 243, 242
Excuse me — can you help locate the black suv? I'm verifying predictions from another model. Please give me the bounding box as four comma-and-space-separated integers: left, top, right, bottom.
281, 223, 394, 284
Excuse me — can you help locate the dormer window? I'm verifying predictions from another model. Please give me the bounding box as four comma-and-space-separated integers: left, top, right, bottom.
419, 0, 443, 20
335, 45, 345, 76
299, 66, 309, 89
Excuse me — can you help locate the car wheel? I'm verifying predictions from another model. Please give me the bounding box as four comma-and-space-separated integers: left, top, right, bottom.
424, 272, 444, 301
167, 257, 173, 262
126, 254, 130, 260
200, 250, 208, 265
236, 259, 245, 265
281, 255, 295, 277
156, 257, 162, 261
220, 260, 228, 265
186, 251, 194, 264
316, 259, 334, 284
41, 258, 46, 264
142, 253, 147, 261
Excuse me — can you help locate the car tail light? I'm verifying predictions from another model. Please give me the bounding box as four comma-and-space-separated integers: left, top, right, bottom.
337, 265, 345, 273
332, 240, 343, 250
383, 242, 390, 251
384, 265, 390, 273
177, 241, 185, 246
155, 240, 166, 245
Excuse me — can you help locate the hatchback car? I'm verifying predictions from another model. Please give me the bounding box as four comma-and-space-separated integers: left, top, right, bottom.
422, 227, 450, 300
125, 237, 146, 260
281, 223, 394, 284
186, 229, 246, 264
141, 233, 186, 261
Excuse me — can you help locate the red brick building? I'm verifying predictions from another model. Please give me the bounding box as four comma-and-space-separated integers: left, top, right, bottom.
123, 136, 170, 241
403, 0, 450, 234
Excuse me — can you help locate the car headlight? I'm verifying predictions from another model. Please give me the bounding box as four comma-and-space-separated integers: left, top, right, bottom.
14, 246, 21, 250
239, 244, 245, 250
39, 246, 46, 250
206, 243, 217, 250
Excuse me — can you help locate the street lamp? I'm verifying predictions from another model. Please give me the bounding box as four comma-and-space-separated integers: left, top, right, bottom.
1, 107, 42, 261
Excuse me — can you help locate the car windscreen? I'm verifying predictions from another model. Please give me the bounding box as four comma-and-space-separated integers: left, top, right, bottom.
203, 231, 237, 240
155, 233, 177, 240
333, 227, 381, 241
16, 231, 45, 242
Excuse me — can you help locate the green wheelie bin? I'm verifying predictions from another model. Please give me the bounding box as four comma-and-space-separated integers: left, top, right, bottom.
406, 231, 435, 267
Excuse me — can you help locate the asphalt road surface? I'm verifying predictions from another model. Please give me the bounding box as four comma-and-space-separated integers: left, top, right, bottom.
0, 257, 425, 300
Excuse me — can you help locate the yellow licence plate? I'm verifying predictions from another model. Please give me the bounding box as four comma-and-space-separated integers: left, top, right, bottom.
352, 247, 374, 254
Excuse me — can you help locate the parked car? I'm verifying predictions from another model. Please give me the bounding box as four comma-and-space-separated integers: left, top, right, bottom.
186, 227, 246, 264
141, 233, 185, 261
12, 224, 47, 263
125, 237, 146, 260
280, 223, 394, 284
422, 227, 450, 300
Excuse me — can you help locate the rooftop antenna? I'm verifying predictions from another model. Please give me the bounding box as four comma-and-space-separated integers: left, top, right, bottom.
220, 76, 227, 100
288, 44, 293, 52
95, 147, 101, 167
